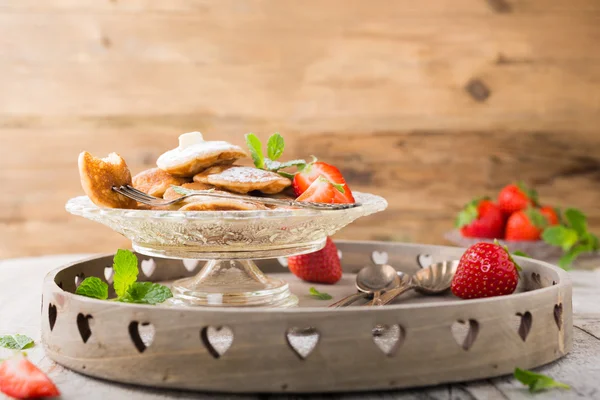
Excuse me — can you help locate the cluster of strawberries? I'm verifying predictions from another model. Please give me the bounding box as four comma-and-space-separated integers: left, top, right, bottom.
457, 182, 558, 241
286, 161, 355, 284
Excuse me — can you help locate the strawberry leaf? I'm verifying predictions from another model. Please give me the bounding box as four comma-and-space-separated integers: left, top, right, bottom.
455, 202, 478, 228
512, 251, 530, 258
514, 368, 570, 393
525, 207, 548, 229
565, 208, 587, 235
309, 287, 332, 300
245, 133, 264, 169
542, 226, 579, 251
495, 239, 523, 272
517, 181, 539, 206
267, 133, 285, 161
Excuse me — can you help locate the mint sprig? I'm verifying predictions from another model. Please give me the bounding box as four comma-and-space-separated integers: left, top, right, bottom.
119, 282, 173, 305
76, 250, 173, 305
514, 368, 570, 393
113, 249, 139, 297
75, 277, 108, 300
0, 334, 34, 350
309, 287, 333, 300
245, 133, 305, 177
542, 208, 599, 269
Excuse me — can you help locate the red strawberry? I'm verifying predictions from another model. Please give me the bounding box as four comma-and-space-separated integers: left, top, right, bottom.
505, 208, 548, 241
497, 182, 538, 215
456, 198, 505, 239
539, 206, 560, 226
296, 176, 353, 204
451, 241, 520, 299
0, 354, 60, 399
288, 237, 342, 284
292, 161, 355, 202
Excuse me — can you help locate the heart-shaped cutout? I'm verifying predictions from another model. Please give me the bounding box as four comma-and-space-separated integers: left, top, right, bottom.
286, 327, 320, 360
182, 259, 200, 272
77, 313, 93, 343
372, 324, 405, 357
141, 259, 156, 278
129, 321, 155, 353
104, 267, 114, 284
417, 254, 433, 268
277, 257, 288, 267
451, 319, 479, 351
554, 304, 563, 330
515, 312, 533, 342
371, 251, 389, 265
200, 326, 234, 358
48, 304, 57, 332
74, 273, 85, 288
531, 272, 542, 289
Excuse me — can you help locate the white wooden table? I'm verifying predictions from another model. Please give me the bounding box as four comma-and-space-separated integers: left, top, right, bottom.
1, 255, 600, 400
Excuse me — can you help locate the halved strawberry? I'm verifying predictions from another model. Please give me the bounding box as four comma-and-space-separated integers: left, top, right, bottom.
296, 176, 353, 204
292, 161, 355, 202
0, 354, 60, 399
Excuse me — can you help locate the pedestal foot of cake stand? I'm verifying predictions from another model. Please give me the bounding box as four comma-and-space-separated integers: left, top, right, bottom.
169, 259, 298, 307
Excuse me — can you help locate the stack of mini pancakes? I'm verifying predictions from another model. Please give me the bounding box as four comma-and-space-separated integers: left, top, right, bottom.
78, 132, 293, 211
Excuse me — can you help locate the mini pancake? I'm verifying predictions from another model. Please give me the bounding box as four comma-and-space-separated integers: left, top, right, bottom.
163, 182, 215, 202
78, 151, 137, 209
157, 132, 248, 177
132, 168, 191, 197
193, 165, 291, 194
179, 199, 268, 211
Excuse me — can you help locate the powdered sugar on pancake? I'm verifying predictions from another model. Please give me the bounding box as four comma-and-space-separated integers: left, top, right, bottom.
157, 132, 246, 170
211, 166, 282, 183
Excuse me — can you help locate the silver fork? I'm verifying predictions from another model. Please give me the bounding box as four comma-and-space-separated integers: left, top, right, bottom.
112, 185, 361, 211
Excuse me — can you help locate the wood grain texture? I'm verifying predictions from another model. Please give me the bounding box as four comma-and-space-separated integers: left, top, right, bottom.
1, 253, 599, 399
1, 0, 599, 257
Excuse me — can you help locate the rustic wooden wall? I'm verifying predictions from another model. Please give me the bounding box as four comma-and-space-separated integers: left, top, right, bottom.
2, 0, 600, 258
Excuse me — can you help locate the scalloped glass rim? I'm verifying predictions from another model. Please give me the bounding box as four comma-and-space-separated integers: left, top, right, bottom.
65, 191, 387, 220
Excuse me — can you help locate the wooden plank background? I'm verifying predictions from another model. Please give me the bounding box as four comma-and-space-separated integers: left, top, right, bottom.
1, 0, 600, 258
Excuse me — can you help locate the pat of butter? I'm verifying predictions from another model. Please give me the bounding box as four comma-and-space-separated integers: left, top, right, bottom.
178, 131, 205, 149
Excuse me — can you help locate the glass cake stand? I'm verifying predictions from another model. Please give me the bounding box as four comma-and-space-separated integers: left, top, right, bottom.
65, 192, 387, 307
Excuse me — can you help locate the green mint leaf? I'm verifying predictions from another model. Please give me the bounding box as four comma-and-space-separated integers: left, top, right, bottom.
0, 334, 34, 350
514, 368, 570, 393
263, 158, 281, 171
278, 171, 296, 180
113, 249, 139, 297
118, 282, 173, 305
309, 287, 333, 300
558, 243, 590, 269
267, 133, 285, 160
278, 159, 307, 170
587, 232, 600, 251
542, 226, 579, 251
455, 203, 478, 228
245, 133, 264, 169
565, 208, 587, 235
75, 277, 109, 300
512, 251, 530, 258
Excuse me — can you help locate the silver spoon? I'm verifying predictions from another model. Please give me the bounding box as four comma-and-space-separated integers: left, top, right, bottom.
329, 264, 401, 308
364, 260, 459, 306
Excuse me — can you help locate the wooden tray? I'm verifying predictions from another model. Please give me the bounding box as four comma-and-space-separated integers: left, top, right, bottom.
41, 241, 572, 393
